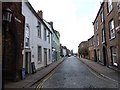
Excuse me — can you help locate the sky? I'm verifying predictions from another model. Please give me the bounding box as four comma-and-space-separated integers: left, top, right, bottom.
28, 0, 103, 53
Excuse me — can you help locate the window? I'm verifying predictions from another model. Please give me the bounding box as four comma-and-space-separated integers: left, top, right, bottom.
100, 10, 104, 23
102, 29, 105, 43
49, 49, 51, 61
25, 24, 30, 48
38, 46, 42, 63
111, 47, 117, 66
44, 28, 47, 41
37, 21, 41, 38
109, 19, 115, 39
96, 20, 98, 31
118, 0, 120, 12
96, 34, 99, 45
48, 32, 50, 43
107, 0, 112, 13
97, 49, 101, 61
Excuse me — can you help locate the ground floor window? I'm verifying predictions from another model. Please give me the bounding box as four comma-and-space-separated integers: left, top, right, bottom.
38, 46, 42, 63
49, 49, 51, 61
97, 49, 101, 61
111, 47, 117, 66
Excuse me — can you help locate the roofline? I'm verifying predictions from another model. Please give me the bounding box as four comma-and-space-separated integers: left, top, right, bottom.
93, 1, 104, 25
88, 35, 94, 41
25, 2, 52, 33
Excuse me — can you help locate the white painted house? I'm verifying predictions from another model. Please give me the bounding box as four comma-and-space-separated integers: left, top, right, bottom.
22, 1, 52, 74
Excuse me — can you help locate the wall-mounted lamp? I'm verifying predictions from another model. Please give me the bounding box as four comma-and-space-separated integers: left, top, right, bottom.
2, 8, 12, 23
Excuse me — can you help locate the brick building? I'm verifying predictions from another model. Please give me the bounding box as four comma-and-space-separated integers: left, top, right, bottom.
93, 0, 120, 69
88, 35, 94, 61
2, 2, 25, 81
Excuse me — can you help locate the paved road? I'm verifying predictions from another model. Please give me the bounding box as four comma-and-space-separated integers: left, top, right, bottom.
37, 56, 118, 88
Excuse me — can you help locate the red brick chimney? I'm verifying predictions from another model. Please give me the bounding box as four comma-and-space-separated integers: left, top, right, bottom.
37, 10, 43, 19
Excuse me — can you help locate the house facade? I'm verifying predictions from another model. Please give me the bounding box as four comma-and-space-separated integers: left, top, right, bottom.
93, 0, 120, 69
48, 22, 61, 61
2, 2, 25, 81
22, 2, 52, 75
88, 35, 94, 61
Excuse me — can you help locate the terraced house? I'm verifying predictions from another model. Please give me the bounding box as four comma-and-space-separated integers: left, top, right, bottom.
93, 0, 120, 69
22, 1, 52, 75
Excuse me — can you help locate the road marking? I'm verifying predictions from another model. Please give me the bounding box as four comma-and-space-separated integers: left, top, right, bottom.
81, 60, 119, 84
35, 66, 57, 89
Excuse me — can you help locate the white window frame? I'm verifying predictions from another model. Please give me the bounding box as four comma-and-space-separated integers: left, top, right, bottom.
109, 19, 115, 39
100, 10, 104, 23
107, 0, 112, 13
38, 46, 42, 63
25, 24, 30, 48
111, 47, 117, 66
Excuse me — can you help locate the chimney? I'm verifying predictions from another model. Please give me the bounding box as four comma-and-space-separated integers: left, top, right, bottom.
49, 21, 53, 28
37, 10, 43, 18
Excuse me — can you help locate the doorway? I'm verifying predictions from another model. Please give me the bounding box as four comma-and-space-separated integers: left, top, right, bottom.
103, 46, 107, 66
25, 52, 31, 74
44, 48, 47, 67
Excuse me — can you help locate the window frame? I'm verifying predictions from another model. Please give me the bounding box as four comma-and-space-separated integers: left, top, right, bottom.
38, 46, 42, 63
109, 19, 115, 39
111, 47, 117, 66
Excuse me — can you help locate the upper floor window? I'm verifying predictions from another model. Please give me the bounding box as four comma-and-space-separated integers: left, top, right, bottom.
107, 0, 112, 13
44, 27, 47, 41
102, 29, 105, 43
100, 10, 104, 23
118, 0, 120, 10
109, 19, 115, 39
37, 21, 41, 38
96, 34, 99, 45
25, 24, 30, 48
96, 20, 98, 31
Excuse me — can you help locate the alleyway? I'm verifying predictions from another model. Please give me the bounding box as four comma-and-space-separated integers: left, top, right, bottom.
36, 56, 118, 89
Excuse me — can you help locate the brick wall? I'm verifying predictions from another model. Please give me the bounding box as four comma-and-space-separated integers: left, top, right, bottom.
2, 2, 25, 81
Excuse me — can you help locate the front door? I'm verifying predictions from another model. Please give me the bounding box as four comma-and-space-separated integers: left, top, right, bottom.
103, 46, 107, 66
44, 48, 47, 67
25, 52, 31, 74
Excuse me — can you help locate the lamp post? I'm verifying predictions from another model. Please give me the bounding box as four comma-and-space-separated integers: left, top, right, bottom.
2, 8, 12, 84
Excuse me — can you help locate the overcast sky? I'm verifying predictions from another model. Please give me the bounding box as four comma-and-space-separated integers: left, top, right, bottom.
28, 0, 102, 53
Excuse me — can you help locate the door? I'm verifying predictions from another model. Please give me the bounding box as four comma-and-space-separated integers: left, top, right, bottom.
25, 52, 31, 74
103, 46, 107, 66
44, 48, 47, 67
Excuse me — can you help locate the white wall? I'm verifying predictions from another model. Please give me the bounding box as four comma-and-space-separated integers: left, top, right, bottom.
62, 49, 67, 56
22, 2, 52, 70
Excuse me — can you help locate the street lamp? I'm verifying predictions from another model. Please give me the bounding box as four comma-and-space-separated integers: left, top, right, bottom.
2, 8, 12, 23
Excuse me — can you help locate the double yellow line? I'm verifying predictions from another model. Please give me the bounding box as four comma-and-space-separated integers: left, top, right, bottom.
35, 68, 57, 90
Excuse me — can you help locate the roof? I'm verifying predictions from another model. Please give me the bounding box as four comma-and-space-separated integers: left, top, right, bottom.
93, 1, 104, 25
25, 1, 52, 33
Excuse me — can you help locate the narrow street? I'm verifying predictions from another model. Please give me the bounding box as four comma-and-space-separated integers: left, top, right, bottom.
36, 56, 118, 89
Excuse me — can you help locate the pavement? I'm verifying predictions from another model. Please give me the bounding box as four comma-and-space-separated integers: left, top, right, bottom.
79, 57, 120, 84
3, 56, 120, 89
4, 57, 66, 89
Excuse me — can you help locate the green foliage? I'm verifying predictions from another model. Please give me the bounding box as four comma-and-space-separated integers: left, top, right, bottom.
78, 46, 88, 57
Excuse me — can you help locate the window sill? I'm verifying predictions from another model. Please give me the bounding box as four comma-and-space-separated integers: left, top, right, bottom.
107, 8, 113, 16
109, 36, 116, 41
